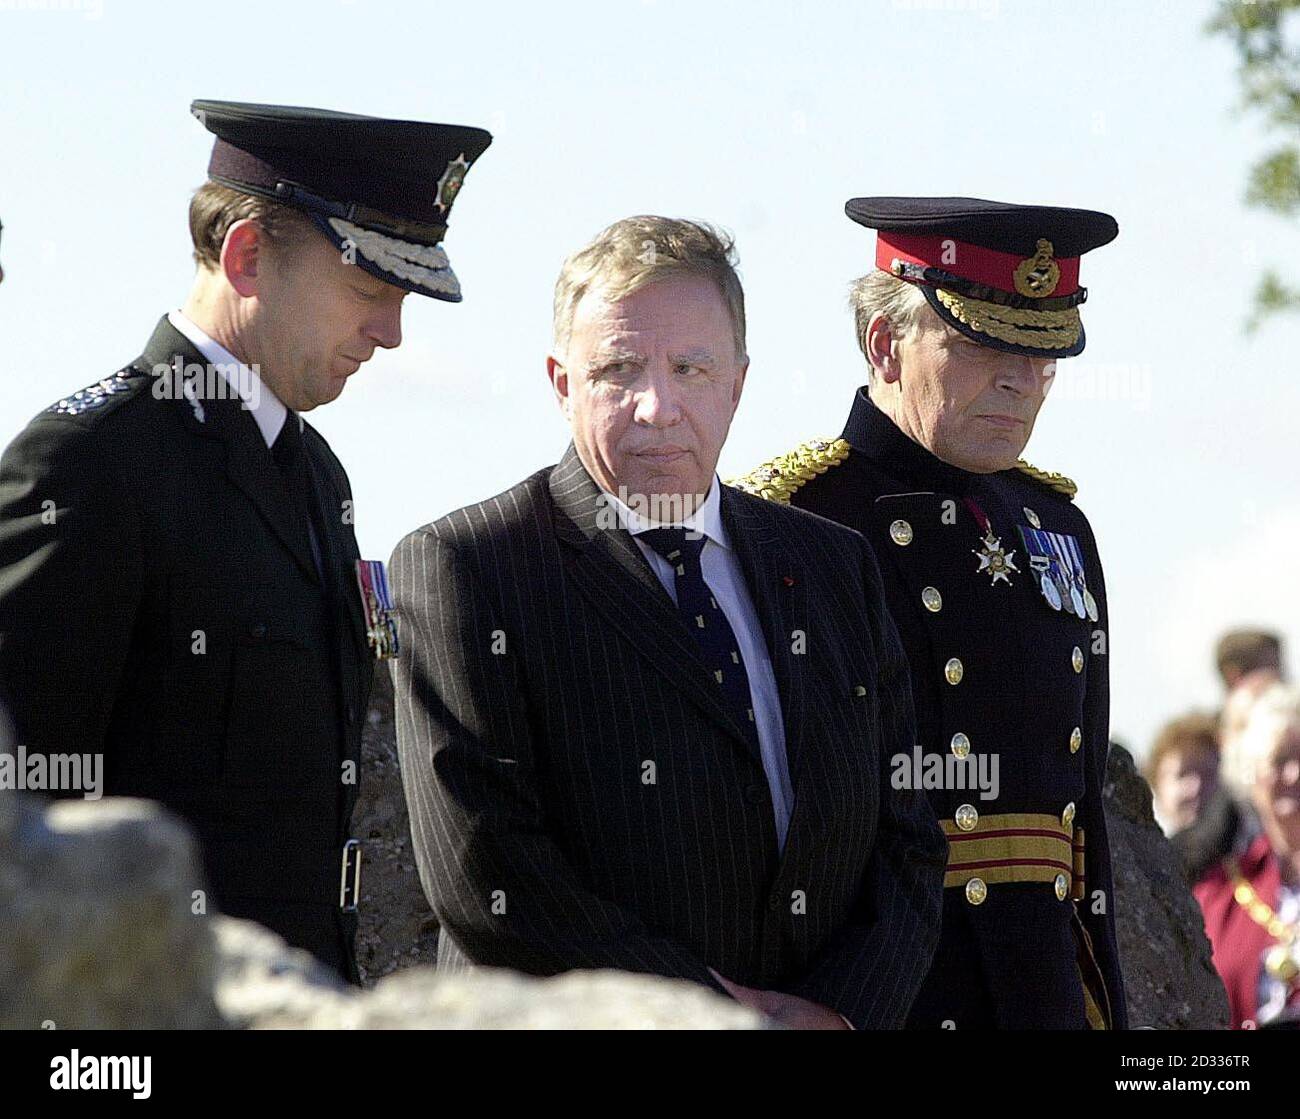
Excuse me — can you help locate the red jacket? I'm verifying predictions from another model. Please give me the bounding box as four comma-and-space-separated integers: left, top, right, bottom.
1194, 834, 1293, 1028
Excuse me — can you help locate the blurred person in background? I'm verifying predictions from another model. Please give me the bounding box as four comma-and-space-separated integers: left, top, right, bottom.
1195, 684, 1300, 1028
1216, 629, 1283, 693
1221, 666, 1284, 757
1147, 712, 1253, 884
1148, 713, 1221, 836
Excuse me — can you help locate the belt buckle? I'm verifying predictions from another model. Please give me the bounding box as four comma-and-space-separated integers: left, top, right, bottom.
339, 838, 362, 912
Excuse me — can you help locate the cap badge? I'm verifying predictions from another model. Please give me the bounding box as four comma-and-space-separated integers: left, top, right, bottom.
435, 153, 471, 213
1013, 238, 1061, 299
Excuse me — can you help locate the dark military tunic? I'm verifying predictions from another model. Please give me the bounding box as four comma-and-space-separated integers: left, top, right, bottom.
734, 387, 1127, 1029
0, 317, 374, 980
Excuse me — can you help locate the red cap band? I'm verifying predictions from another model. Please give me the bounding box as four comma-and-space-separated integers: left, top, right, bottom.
875, 232, 1080, 297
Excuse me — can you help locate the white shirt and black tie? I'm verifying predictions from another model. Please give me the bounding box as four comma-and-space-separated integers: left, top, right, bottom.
602, 476, 796, 852
167, 310, 324, 580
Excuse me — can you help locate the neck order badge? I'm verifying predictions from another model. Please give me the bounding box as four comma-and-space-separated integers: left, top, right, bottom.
964, 497, 1018, 587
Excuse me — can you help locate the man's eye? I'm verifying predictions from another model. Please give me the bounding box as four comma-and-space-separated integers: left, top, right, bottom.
353, 287, 378, 302
674, 364, 700, 377
602, 362, 636, 378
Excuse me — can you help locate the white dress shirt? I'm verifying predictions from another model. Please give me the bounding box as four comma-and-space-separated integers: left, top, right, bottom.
167, 309, 295, 448
602, 475, 795, 851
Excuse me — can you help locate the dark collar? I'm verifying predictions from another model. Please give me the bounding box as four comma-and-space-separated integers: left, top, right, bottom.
133, 315, 271, 447
132, 317, 321, 585
136, 315, 201, 373
841, 386, 975, 492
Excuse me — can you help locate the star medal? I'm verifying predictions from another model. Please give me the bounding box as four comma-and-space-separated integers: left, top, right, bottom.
963, 496, 1017, 586
355, 559, 400, 660
973, 531, 1018, 585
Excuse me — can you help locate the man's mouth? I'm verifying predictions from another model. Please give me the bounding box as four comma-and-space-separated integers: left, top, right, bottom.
635, 447, 690, 462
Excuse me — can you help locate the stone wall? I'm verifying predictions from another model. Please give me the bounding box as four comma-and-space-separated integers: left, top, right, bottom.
0, 670, 1229, 1028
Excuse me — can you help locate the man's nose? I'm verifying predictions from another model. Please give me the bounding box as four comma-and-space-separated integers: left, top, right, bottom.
997, 357, 1042, 396
633, 368, 682, 426
366, 302, 403, 350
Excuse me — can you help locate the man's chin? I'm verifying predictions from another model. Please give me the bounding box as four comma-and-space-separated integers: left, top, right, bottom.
949, 437, 1029, 474
617, 471, 710, 520
310, 377, 350, 409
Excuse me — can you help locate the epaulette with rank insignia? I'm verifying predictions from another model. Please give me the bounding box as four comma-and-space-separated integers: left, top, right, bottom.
727, 438, 851, 505
1014, 458, 1077, 499
46, 367, 146, 417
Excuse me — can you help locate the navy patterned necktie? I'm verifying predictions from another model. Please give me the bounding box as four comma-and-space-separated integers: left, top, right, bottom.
637, 526, 758, 744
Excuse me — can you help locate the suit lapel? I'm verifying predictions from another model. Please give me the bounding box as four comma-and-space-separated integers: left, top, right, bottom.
547, 444, 758, 760
138, 317, 321, 586
726, 489, 853, 875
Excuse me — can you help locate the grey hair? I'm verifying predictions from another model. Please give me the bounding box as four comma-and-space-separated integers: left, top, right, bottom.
847, 271, 933, 384
552, 215, 746, 362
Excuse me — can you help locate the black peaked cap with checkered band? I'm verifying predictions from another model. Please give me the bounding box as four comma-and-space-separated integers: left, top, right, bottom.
193, 99, 492, 302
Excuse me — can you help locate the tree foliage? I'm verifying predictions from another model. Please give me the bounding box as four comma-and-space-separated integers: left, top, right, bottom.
1208, 0, 1300, 326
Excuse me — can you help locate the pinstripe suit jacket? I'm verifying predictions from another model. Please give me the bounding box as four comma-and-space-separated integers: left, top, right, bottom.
389, 443, 947, 1028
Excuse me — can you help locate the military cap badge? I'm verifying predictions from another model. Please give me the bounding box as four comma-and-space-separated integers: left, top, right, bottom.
844, 196, 1118, 359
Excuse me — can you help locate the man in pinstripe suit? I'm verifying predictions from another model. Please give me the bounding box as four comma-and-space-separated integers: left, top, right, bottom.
390, 217, 946, 1028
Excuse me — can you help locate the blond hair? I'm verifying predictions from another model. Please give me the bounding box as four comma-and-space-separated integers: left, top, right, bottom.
552, 216, 746, 360
1222, 683, 1300, 794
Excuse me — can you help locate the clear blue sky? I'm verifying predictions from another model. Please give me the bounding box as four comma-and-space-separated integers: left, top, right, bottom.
2, 0, 1296, 759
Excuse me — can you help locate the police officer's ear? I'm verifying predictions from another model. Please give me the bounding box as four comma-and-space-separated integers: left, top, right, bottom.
219, 218, 268, 299
866, 311, 903, 386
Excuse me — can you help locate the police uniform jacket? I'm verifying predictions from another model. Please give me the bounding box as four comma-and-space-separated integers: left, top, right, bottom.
0, 317, 373, 979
